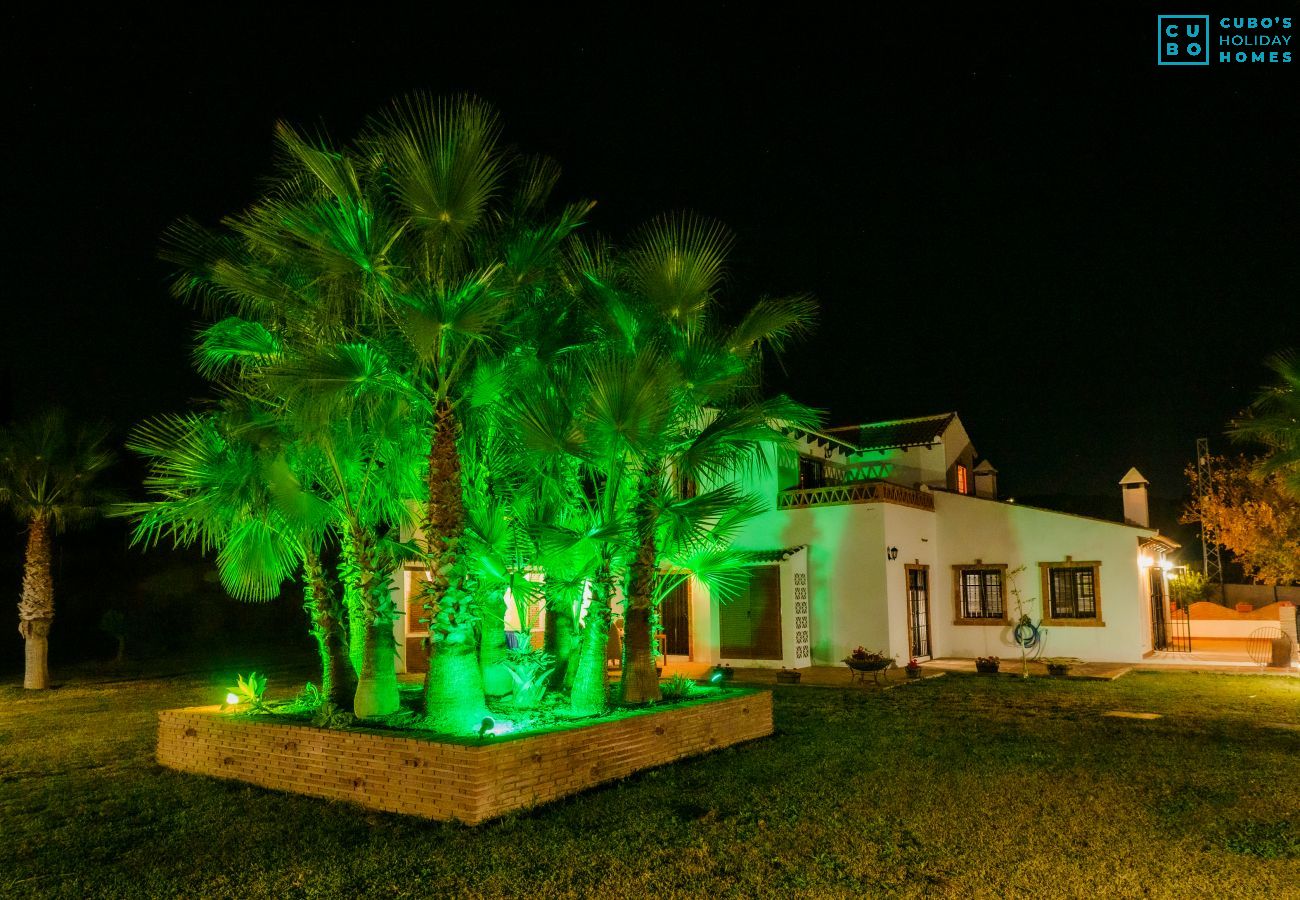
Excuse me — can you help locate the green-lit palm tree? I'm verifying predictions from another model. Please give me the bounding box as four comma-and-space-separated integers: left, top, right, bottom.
579, 215, 819, 703
1232, 352, 1300, 488
120, 403, 355, 709
0, 410, 113, 690
359, 97, 592, 725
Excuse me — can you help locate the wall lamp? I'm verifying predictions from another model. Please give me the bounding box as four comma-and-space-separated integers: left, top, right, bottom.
887, 546, 899, 561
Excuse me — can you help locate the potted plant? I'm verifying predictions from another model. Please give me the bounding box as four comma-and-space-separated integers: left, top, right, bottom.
1044, 658, 1073, 677
776, 667, 802, 684
905, 658, 922, 679
975, 655, 1000, 674
843, 647, 893, 683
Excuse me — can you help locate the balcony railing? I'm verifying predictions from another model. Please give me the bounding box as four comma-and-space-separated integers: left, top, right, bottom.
777, 481, 935, 512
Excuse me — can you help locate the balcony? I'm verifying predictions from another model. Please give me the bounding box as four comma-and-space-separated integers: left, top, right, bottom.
777, 480, 935, 512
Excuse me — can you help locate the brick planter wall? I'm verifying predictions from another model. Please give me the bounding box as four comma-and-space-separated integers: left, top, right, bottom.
156, 689, 772, 824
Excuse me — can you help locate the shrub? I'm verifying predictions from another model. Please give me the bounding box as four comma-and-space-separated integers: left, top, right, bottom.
660, 673, 696, 701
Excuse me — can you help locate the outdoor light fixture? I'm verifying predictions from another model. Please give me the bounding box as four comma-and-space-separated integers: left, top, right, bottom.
887, 546, 899, 560
478, 716, 495, 738
225, 692, 240, 706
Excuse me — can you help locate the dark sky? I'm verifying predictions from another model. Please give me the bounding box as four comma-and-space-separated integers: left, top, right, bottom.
2, 6, 1296, 501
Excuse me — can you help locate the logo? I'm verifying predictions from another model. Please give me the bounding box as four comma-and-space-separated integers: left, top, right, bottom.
1158, 15, 1210, 65
1157, 15, 1293, 65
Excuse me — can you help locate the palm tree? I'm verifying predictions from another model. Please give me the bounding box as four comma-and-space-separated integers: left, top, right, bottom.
0, 410, 113, 689
579, 215, 819, 703
120, 405, 355, 709
1233, 352, 1300, 486
359, 97, 592, 725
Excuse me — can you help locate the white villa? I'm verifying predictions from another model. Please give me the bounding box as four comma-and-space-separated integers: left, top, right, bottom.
395, 412, 1180, 673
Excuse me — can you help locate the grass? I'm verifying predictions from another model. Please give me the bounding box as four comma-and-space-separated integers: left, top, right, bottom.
1, 663, 1298, 898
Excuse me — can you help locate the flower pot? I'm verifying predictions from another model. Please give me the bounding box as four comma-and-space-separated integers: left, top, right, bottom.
905, 666, 922, 680
1047, 665, 1069, 677
1235, 603, 1254, 614
975, 663, 1000, 674
776, 670, 801, 684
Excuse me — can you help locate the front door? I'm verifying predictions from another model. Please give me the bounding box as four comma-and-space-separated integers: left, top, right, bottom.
906, 564, 931, 659
661, 580, 691, 657
719, 565, 783, 659
1149, 567, 1170, 650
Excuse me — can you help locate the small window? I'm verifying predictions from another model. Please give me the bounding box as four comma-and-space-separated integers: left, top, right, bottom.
1039, 561, 1103, 625
956, 464, 970, 494
953, 564, 1007, 623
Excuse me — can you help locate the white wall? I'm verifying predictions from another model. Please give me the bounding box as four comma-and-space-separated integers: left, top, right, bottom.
732, 500, 890, 666
881, 504, 940, 664
930, 493, 1152, 662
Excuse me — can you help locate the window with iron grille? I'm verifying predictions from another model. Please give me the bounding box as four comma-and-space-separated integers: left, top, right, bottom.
1048, 566, 1098, 619
960, 568, 1004, 619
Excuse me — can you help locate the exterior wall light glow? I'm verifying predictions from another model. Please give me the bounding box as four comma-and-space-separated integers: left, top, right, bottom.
225, 693, 240, 706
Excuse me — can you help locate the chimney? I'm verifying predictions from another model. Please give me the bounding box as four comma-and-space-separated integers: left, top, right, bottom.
973, 460, 998, 499
1119, 467, 1149, 527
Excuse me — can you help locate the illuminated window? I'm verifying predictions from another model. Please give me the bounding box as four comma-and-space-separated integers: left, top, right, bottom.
956, 464, 969, 494
1039, 561, 1103, 624
955, 567, 1005, 620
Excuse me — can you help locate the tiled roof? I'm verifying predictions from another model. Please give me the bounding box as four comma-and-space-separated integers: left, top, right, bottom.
826, 413, 956, 452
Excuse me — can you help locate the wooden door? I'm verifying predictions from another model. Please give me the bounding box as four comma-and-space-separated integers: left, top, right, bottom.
719, 566, 783, 659
661, 580, 691, 656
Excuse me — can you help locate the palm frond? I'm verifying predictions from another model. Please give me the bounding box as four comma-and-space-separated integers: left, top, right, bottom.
626, 213, 732, 323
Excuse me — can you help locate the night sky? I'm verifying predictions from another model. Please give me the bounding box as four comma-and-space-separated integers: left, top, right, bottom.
2, 7, 1296, 503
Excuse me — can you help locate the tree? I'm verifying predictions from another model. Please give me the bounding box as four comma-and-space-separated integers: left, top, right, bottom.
120, 404, 361, 710
358, 98, 591, 727
0, 410, 113, 689
1184, 453, 1300, 584
583, 215, 819, 703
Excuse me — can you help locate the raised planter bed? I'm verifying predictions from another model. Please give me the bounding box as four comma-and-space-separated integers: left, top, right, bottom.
156, 688, 772, 825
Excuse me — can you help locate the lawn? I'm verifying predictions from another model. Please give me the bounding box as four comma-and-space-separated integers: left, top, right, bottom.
1, 662, 1297, 899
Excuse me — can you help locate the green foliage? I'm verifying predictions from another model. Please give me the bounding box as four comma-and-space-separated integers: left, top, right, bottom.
310, 702, 356, 730
0, 408, 115, 532
293, 682, 322, 709
504, 648, 556, 710
659, 673, 696, 702
1168, 569, 1214, 606
226, 672, 268, 710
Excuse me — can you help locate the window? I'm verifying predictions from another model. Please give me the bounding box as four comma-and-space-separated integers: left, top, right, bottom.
1039, 560, 1104, 625
955, 464, 969, 494
952, 564, 1007, 623
797, 455, 844, 490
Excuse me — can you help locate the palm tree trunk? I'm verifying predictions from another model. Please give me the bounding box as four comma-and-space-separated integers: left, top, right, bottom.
421, 401, 488, 727
620, 502, 661, 704
338, 530, 366, 678
569, 568, 614, 716
355, 618, 398, 718
425, 617, 488, 731
304, 546, 351, 709
18, 515, 54, 690
345, 525, 399, 719
479, 589, 512, 697
545, 591, 577, 689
